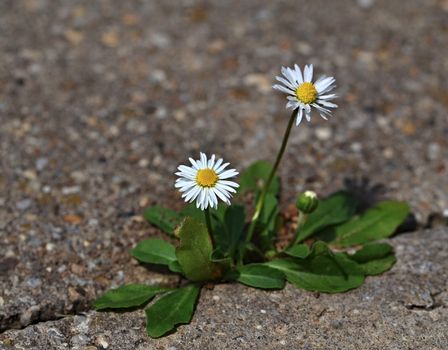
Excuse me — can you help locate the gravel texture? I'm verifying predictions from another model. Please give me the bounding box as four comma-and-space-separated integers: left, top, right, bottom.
1, 228, 447, 349
1, 0, 447, 343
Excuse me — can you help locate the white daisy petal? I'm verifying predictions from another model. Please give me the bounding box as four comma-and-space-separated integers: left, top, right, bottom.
208, 154, 215, 168
179, 184, 196, 193
314, 75, 327, 85
215, 162, 230, 174
203, 190, 209, 209
199, 188, 206, 208
275, 76, 297, 90
175, 180, 195, 188
184, 186, 200, 202
219, 169, 239, 179
220, 179, 239, 187
178, 165, 196, 176
208, 189, 218, 208
305, 111, 311, 122
273, 84, 295, 95
203, 188, 210, 209
319, 94, 337, 100
296, 107, 304, 126
319, 84, 336, 95
176, 179, 195, 188
190, 187, 202, 202
217, 182, 239, 192
189, 157, 200, 169
215, 183, 237, 194
213, 187, 230, 203
318, 100, 338, 108
315, 77, 334, 93
213, 158, 223, 171
200, 153, 207, 167
287, 66, 299, 84
175, 171, 195, 180
312, 103, 332, 115
304, 64, 313, 82
294, 64, 304, 84
281, 66, 296, 85
286, 101, 300, 110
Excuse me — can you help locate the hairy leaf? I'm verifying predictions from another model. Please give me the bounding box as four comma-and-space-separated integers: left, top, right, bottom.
214, 204, 246, 258
132, 238, 177, 266
236, 264, 285, 289
284, 244, 310, 259
144, 206, 182, 235
176, 217, 223, 281
330, 201, 410, 247
145, 285, 200, 338
346, 243, 396, 275
94, 284, 169, 310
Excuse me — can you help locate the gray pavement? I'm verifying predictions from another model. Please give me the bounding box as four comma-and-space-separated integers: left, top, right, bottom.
0, 0, 447, 348
1, 228, 447, 349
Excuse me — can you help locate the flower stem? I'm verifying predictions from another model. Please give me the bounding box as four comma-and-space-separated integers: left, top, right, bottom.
245, 108, 298, 245
204, 208, 215, 247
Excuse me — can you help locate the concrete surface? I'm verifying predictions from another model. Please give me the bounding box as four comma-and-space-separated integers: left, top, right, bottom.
1, 0, 447, 348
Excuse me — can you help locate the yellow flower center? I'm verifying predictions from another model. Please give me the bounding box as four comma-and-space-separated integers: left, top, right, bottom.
296, 82, 317, 104
196, 168, 218, 188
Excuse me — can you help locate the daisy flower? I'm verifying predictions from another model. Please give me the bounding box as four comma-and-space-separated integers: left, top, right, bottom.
273, 64, 337, 126
175, 153, 239, 210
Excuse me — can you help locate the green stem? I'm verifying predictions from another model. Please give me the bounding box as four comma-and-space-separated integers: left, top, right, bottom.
204, 208, 215, 247
245, 109, 298, 245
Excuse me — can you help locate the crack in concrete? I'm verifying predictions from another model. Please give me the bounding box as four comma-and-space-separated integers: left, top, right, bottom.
403, 290, 446, 311
0, 302, 92, 334
0, 311, 89, 335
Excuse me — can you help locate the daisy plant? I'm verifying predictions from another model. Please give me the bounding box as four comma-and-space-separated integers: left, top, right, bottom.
94, 64, 411, 338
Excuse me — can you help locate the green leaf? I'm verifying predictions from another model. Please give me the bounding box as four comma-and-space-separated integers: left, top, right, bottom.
176, 217, 223, 281
145, 285, 200, 338
330, 201, 410, 247
266, 242, 365, 293
180, 204, 227, 241
284, 244, 310, 259
144, 206, 182, 235
239, 160, 280, 196
236, 264, 285, 289
296, 191, 358, 243
346, 243, 396, 276
224, 205, 246, 249
309, 240, 333, 256
349, 242, 393, 262
168, 260, 184, 274
179, 204, 206, 223
209, 203, 228, 224
131, 238, 176, 266
94, 284, 169, 310
214, 204, 246, 258
258, 193, 280, 252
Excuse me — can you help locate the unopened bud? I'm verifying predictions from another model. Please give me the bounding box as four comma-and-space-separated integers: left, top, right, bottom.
296, 191, 319, 214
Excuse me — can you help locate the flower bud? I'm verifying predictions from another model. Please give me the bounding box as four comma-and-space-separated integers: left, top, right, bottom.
296, 191, 319, 214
